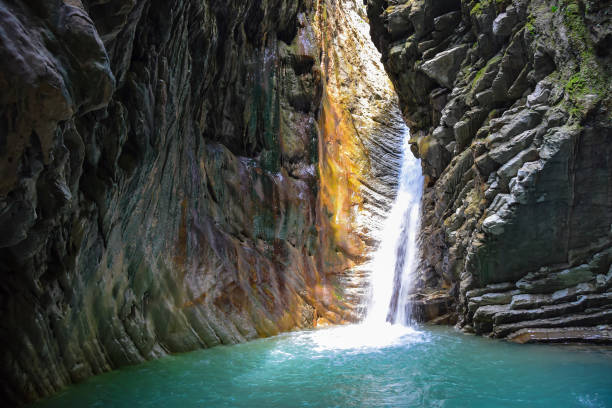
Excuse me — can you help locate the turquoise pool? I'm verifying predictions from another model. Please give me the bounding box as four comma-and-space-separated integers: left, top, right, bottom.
33, 324, 612, 407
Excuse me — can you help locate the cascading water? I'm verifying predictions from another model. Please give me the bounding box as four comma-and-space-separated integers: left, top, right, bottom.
306, 124, 425, 351
364, 126, 424, 327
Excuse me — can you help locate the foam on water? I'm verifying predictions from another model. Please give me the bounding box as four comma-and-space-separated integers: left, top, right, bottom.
306, 323, 425, 352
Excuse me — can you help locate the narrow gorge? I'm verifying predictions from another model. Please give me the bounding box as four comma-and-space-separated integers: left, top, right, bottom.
0, 0, 610, 406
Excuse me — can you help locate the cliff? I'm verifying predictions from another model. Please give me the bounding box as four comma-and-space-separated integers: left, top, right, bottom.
5, 0, 610, 403
367, 0, 612, 341
0, 0, 327, 403
0, 0, 405, 404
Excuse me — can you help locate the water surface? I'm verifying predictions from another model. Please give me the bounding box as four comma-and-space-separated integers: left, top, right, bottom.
34, 324, 612, 408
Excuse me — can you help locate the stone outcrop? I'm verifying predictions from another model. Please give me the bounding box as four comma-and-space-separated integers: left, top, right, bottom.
0, 0, 402, 404
367, 0, 612, 342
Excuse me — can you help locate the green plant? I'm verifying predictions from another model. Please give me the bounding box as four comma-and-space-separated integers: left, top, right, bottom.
553, 0, 610, 118
525, 13, 537, 35
471, 55, 501, 89
565, 73, 588, 96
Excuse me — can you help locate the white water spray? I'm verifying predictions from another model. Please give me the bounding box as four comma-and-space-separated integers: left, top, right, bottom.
364, 127, 424, 326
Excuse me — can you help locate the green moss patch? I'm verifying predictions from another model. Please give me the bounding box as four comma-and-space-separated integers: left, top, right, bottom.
557, 0, 610, 117
469, 0, 510, 16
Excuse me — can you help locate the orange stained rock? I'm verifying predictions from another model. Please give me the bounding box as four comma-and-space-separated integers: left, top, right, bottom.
317, 89, 370, 266
316, 317, 333, 327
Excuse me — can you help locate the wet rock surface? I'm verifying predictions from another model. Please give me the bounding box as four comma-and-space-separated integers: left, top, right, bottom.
507, 325, 612, 344
367, 0, 612, 341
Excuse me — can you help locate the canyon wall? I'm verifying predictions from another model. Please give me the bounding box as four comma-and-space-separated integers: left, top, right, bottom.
367, 0, 612, 341
0, 0, 326, 403
0, 0, 405, 404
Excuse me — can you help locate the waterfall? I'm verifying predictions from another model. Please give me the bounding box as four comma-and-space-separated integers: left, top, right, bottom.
364, 127, 424, 326
307, 125, 424, 351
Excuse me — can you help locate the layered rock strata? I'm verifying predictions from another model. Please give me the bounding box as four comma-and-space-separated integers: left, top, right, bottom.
367, 0, 612, 342
0, 0, 405, 404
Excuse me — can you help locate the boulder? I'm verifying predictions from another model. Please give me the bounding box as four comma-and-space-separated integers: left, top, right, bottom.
420, 44, 469, 89
507, 326, 612, 344
517, 265, 594, 294
492, 8, 518, 38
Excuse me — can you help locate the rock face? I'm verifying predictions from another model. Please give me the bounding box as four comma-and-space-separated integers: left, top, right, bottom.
367, 0, 612, 341
0, 0, 323, 403
0, 0, 404, 404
